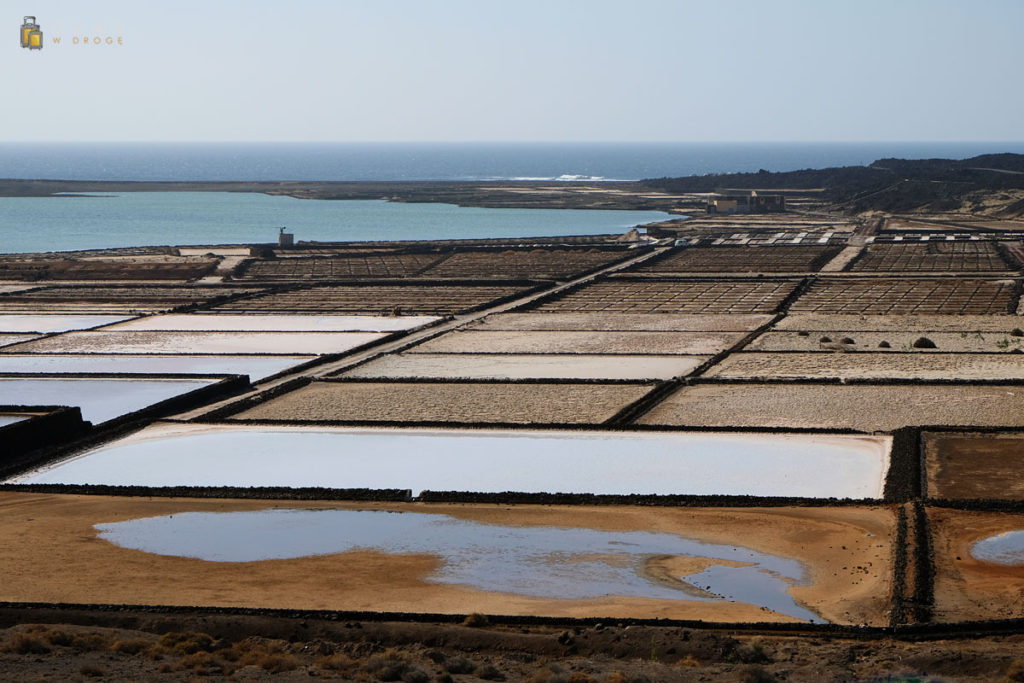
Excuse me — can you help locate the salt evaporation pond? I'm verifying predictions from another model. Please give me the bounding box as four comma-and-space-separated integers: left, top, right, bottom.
0, 354, 316, 382
16, 424, 891, 499
0, 378, 216, 424
18, 330, 388, 356
110, 314, 440, 333
972, 531, 1024, 565
95, 508, 822, 622
0, 314, 130, 333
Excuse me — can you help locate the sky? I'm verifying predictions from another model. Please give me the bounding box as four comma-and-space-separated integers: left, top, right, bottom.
6, 0, 1024, 142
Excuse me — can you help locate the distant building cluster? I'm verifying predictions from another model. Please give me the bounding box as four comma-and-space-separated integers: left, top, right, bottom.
707, 190, 786, 214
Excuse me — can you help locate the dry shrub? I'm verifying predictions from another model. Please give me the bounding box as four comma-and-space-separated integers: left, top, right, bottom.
462, 612, 491, 628
477, 663, 505, 681
79, 664, 109, 678
735, 641, 771, 664
445, 655, 476, 674
677, 654, 701, 668
111, 638, 151, 655
738, 664, 776, 683
71, 632, 114, 652
41, 629, 74, 647
1008, 659, 1024, 682
530, 664, 569, 683
567, 673, 594, 683
317, 652, 357, 672
364, 649, 418, 681
604, 674, 628, 683
158, 630, 215, 655
3, 633, 51, 655
256, 652, 300, 674
175, 651, 226, 675
213, 637, 300, 674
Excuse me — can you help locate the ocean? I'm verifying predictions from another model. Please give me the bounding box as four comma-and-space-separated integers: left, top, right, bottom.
3, 142, 1023, 253
2, 142, 1023, 182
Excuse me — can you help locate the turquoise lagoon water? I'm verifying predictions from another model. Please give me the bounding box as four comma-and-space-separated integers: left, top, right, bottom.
0, 193, 674, 254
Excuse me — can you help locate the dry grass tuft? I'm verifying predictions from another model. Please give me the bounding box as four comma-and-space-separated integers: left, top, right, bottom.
462, 612, 491, 628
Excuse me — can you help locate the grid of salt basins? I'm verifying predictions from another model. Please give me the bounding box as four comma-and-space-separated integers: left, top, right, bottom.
0, 268, 908, 627
0, 312, 438, 427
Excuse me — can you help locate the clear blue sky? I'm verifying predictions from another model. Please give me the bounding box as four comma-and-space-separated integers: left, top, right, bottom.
8, 0, 1024, 142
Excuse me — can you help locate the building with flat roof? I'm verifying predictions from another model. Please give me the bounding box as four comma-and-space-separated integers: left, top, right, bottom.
707, 190, 786, 214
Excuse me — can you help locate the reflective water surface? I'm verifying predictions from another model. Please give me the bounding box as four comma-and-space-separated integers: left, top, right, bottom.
0, 315, 129, 333
0, 378, 216, 424
15, 425, 890, 499
96, 508, 823, 622
0, 354, 315, 382
972, 530, 1024, 565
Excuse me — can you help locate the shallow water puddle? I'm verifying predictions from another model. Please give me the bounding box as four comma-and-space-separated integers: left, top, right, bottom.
0, 415, 27, 427
15, 424, 890, 499
95, 508, 823, 622
0, 314, 130, 333
0, 377, 217, 424
0, 354, 315, 382
15, 330, 387, 356
110, 314, 439, 333
972, 531, 1024, 565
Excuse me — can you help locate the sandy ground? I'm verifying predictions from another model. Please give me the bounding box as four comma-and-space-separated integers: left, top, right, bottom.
474, 312, 773, 332
748, 330, 1024, 352
638, 383, 1024, 431
344, 353, 708, 381
924, 431, 1024, 500
705, 352, 1024, 381
9, 330, 387, 356
411, 330, 746, 355
774, 313, 1024, 332
0, 493, 894, 625
236, 381, 653, 424
930, 508, 1024, 622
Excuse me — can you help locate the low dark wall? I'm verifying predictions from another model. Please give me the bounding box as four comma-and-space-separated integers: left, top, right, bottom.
0, 484, 411, 502
889, 506, 909, 627
912, 502, 935, 624
884, 427, 921, 502
0, 407, 90, 477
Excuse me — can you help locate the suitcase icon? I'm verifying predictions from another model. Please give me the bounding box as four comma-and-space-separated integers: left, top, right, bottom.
20, 16, 42, 50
